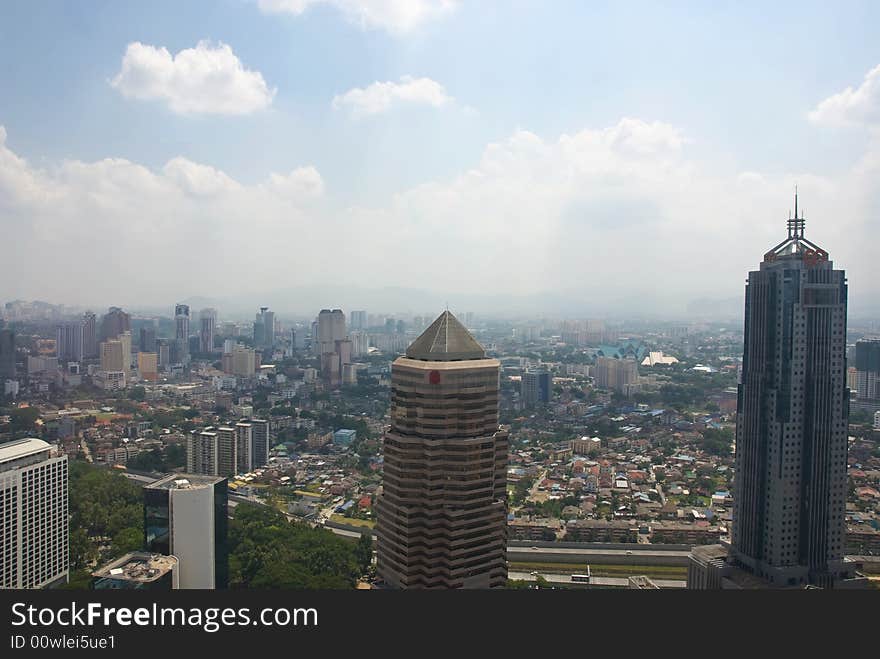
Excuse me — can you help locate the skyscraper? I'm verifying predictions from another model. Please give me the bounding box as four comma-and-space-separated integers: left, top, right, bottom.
253, 307, 275, 349
853, 338, 880, 414
376, 311, 508, 589
316, 309, 346, 356
82, 312, 97, 359
0, 438, 69, 588
351, 310, 367, 330
199, 308, 217, 354
175, 304, 190, 363
56, 321, 84, 362
100, 307, 130, 342
139, 326, 157, 353
521, 369, 552, 407
250, 419, 271, 469
689, 197, 863, 589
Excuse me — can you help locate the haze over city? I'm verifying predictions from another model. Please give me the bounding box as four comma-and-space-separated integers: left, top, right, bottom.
1, 1, 880, 316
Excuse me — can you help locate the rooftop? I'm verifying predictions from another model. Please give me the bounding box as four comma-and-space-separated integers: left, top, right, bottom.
0, 437, 51, 464
92, 552, 177, 583
145, 473, 226, 491
405, 311, 486, 362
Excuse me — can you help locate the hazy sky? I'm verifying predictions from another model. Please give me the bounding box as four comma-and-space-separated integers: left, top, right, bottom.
1, 1, 879, 316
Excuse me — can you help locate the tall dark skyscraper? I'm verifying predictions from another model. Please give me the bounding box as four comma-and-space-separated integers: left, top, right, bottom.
175, 304, 190, 363
82, 312, 97, 359
730, 196, 857, 587
376, 311, 509, 589
100, 306, 130, 342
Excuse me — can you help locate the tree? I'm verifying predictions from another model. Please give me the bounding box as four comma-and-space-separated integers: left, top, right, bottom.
355, 532, 373, 574
129, 386, 146, 401
112, 527, 144, 556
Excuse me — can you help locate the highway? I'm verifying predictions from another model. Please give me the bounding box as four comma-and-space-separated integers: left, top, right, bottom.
508, 570, 686, 589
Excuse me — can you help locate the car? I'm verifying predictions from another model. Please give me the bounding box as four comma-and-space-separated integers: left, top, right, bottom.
530, 571, 539, 576
625, 550, 633, 555
531, 546, 539, 550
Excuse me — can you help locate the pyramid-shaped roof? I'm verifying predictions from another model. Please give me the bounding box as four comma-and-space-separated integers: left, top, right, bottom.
405, 311, 486, 361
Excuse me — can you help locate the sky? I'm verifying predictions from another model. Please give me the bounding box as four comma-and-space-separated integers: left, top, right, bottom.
1, 0, 880, 317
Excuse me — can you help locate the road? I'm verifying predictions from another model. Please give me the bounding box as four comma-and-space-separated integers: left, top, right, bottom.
508, 570, 686, 589
510, 546, 690, 559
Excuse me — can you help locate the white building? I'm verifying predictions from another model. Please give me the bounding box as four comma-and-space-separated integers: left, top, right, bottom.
0, 438, 69, 589
144, 474, 227, 589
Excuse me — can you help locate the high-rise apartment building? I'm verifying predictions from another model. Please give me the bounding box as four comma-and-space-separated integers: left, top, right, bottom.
235, 422, 253, 473
144, 474, 228, 589
0, 438, 69, 589
853, 338, 880, 414
351, 310, 367, 330
376, 311, 508, 589
250, 418, 270, 469
315, 309, 346, 356
187, 429, 218, 475
594, 356, 639, 394
56, 321, 84, 362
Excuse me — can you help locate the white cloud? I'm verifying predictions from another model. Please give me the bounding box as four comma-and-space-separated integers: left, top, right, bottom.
264, 166, 325, 199
1, 118, 878, 314
808, 63, 880, 128
332, 75, 453, 117
110, 41, 276, 115
257, 0, 457, 34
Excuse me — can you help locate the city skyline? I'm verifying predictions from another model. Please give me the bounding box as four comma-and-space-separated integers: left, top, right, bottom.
2, 2, 880, 313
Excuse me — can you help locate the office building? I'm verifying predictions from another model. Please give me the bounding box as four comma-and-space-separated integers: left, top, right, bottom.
100, 339, 125, 372
691, 197, 863, 589
231, 345, 256, 377
100, 307, 130, 342
56, 321, 84, 362
253, 307, 275, 349
521, 369, 551, 406
0, 328, 15, 379
376, 311, 508, 589
139, 326, 157, 354
82, 312, 97, 359
137, 352, 159, 382
175, 304, 190, 363
157, 341, 171, 370
0, 438, 69, 589
91, 552, 178, 590
853, 338, 880, 414
144, 474, 228, 589
333, 429, 357, 447
199, 316, 215, 354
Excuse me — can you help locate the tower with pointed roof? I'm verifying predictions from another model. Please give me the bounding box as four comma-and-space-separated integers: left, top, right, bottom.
376, 310, 509, 589
730, 194, 858, 587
